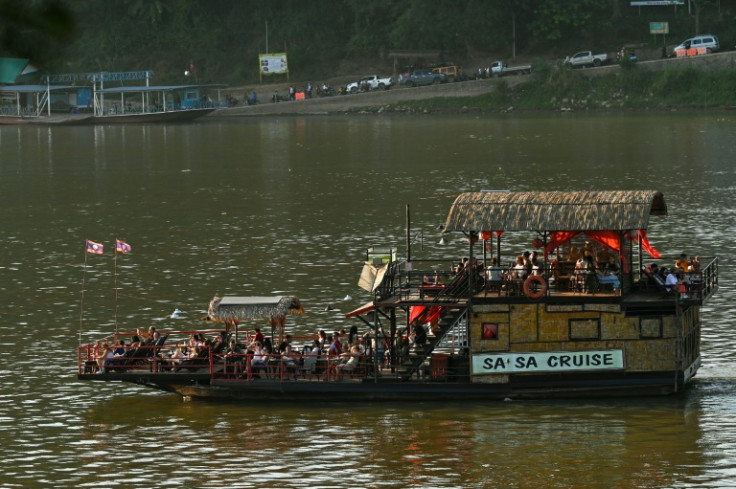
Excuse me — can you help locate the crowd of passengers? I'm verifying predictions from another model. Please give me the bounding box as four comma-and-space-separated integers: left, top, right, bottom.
89, 320, 437, 380
430, 244, 623, 294
91, 323, 432, 380
643, 252, 703, 299
429, 242, 703, 297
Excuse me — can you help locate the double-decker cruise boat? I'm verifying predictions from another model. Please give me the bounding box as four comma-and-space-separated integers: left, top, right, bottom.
77, 190, 718, 401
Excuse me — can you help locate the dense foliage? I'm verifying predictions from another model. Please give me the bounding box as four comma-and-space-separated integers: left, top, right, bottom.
1, 0, 735, 85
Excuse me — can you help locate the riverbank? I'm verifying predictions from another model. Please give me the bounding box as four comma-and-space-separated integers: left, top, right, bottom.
209, 50, 736, 117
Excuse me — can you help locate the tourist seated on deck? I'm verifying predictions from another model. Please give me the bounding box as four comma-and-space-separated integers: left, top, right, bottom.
277, 334, 293, 354
487, 258, 503, 283
529, 251, 542, 276
597, 255, 621, 291
137, 326, 156, 344
301, 339, 322, 375
665, 268, 689, 299
168, 342, 187, 370
281, 344, 301, 378
348, 326, 359, 347
225, 339, 244, 376
676, 253, 692, 273
327, 333, 343, 377
317, 330, 327, 350
339, 329, 349, 351
423, 274, 438, 285
113, 340, 125, 357
96, 343, 114, 373
248, 328, 265, 352
690, 255, 701, 273
665, 269, 679, 293
336, 342, 364, 379
571, 253, 595, 290
509, 255, 527, 280
329, 333, 342, 356
251, 342, 269, 374
309, 339, 322, 356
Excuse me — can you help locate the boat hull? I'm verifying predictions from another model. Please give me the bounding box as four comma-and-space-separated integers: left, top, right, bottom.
85, 108, 215, 124
0, 108, 214, 125
78, 365, 697, 402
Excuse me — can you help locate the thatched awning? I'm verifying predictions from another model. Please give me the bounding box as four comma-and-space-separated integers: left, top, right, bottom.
207, 296, 304, 323
443, 190, 667, 233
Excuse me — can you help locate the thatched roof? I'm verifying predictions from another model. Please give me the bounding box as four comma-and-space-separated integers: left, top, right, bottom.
207, 296, 304, 323
443, 190, 667, 233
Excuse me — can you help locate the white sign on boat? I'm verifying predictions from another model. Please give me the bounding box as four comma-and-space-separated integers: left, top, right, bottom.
472, 350, 624, 375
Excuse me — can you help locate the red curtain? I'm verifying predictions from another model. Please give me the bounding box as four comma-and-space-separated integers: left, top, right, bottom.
409, 306, 443, 325
585, 230, 630, 273
544, 231, 579, 258
636, 230, 662, 259
585, 230, 620, 251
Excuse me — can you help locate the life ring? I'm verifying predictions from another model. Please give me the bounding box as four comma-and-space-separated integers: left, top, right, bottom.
523, 275, 547, 299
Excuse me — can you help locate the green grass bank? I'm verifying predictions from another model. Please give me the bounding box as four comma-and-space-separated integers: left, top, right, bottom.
380, 62, 736, 113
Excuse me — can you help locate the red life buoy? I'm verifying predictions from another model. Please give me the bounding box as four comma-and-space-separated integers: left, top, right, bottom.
523, 275, 547, 299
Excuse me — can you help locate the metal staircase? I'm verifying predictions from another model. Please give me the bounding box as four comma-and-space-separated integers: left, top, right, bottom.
400, 307, 467, 380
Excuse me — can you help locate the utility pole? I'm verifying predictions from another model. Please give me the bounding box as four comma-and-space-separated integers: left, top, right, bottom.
512, 12, 516, 60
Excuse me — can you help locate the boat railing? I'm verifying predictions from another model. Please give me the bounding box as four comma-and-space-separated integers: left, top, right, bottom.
698, 256, 718, 303
378, 258, 721, 303
377, 259, 471, 303
78, 329, 471, 383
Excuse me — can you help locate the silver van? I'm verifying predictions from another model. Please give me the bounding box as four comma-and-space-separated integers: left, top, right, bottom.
673, 35, 720, 55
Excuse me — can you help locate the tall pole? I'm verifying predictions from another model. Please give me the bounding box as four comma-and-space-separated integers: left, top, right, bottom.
512, 12, 516, 60
114, 249, 119, 334
265, 20, 269, 53
79, 249, 88, 346
406, 204, 411, 264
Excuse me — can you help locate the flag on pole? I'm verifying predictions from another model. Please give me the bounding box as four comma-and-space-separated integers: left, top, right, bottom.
86, 239, 104, 254
115, 239, 132, 254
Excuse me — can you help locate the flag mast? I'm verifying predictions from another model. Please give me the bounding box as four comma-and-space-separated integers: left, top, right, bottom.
114, 239, 132, 335
79, 245, 88, 346
114, 242, 119, 335
80, 239, 104, 345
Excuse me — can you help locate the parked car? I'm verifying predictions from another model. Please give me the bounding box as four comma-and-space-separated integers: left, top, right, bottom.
673, 34, 719, 56
345, 75, 393, 94
399, 69, 447, 87
564, 51, 609, 68
431, 65, 460, 82
489, 60, 533, 76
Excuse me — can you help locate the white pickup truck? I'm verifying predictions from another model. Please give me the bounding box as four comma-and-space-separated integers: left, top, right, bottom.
345, 75, 393, 93
489, 60, 532, 77
564, 51, 609, 68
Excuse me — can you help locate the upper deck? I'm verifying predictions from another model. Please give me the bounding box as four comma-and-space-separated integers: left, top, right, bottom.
372, 190, 717, 313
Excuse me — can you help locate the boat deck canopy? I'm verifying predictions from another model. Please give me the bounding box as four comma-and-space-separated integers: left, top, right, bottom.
207, 296, 304, 322
345, 301, 375, 319
0, 84, 79, 93
96, 85, 200, 94
443, 190, 667, 233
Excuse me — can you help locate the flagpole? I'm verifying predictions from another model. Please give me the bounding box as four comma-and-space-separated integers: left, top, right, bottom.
114, 240, 119, 335
79, 243, 88, 346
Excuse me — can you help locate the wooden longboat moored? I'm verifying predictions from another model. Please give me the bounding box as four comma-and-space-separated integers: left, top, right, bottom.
77, 190, 719, 401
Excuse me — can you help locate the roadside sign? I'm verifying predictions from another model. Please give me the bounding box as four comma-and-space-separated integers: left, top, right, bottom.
650, 22, 669, 34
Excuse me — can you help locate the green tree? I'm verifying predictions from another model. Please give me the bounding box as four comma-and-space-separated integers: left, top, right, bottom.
0, 0, 74, 61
